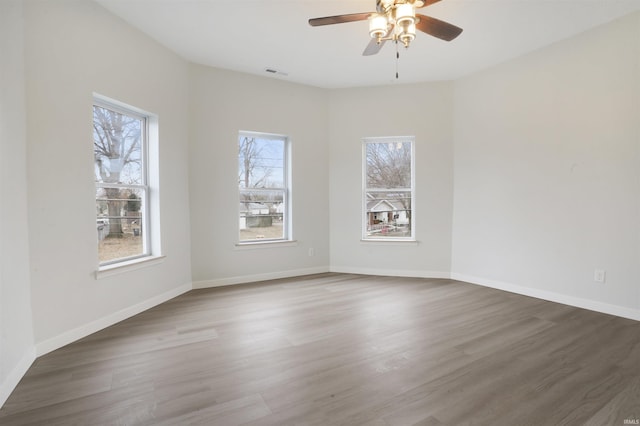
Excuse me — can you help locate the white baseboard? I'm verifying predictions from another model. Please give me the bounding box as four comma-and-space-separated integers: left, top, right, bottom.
330, 266, 452, 280
0, 347, 36, 409
35, 282, 192, 357
192, 266, 331, 289
451, 273, 640, 322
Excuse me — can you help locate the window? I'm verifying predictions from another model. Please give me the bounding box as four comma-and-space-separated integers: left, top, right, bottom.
93, 98, 151, 265
363, 137, 415, 240
238, 131, 290, 243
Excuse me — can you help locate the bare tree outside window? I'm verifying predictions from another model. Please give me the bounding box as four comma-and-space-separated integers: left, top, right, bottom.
366, 142, 412, 189
94, 102, 148, 264
364, 138, 415, 240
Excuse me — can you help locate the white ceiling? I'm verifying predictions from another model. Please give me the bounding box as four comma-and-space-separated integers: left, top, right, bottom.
95, 0, 640, 89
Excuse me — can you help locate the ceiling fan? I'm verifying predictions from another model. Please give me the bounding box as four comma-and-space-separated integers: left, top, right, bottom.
308, 0, 463, 56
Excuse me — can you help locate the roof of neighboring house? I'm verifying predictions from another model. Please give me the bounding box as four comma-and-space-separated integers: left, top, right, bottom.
366, 198, 409, 213
239, 202, 268, 213
367, 199, 396, 213
239, 202, 284, 213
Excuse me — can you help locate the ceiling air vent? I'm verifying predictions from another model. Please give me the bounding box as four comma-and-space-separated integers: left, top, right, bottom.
264, 68, 288, 76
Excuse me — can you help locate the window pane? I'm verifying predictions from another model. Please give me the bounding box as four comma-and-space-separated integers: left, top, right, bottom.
364, 137, 414, 241
94, 105, 143, 185
238, 132, 290, 243
239, 189, 284, 241
238, 136, 284, 189
365, 191, 412, 238
366, 141, 412, 189
97, 187, 145, 263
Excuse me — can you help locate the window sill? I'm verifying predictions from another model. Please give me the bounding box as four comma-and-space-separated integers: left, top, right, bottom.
234, 240, 298, 250
360, 239, 419, 246
95, 255, 166, 280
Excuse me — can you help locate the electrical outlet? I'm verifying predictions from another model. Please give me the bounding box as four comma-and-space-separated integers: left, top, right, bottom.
308, 248, 315, 257
594, 269, 606, 283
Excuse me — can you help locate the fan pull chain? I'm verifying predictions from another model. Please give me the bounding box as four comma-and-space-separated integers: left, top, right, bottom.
395, 41, 399, 79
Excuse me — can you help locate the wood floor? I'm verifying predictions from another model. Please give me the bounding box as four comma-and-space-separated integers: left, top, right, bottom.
1, 273, 639, 425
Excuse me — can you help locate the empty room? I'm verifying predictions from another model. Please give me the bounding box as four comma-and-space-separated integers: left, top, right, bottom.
1, 0, 639, 424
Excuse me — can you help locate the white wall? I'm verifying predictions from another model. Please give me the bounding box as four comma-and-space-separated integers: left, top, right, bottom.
0, 0, 36, 407
189, 66, 330, 286
328, 83, 454, 277
452, 12, 640, 318
24, 0, 193, 349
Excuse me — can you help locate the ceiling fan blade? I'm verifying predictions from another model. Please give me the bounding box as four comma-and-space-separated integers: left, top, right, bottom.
309, 13, 371, 27
363, 38, 387, 56
415, 14, 463, 41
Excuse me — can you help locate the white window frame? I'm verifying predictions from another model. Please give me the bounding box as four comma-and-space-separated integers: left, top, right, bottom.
237, 131, 292, 245
93, 95, 159, 268
362, 136, 416, 241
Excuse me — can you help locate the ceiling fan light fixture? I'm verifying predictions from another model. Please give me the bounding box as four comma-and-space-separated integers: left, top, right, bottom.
399, 22, 416, 47
369, 13, 388, 39
395, 3, 415, 27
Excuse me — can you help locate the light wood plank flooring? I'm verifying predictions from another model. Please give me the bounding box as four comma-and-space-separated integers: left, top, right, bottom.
1, 273, 639, 425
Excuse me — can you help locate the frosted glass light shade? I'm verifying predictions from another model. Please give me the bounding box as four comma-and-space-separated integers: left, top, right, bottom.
369, 14, 388, 38
395, 3, 415, 26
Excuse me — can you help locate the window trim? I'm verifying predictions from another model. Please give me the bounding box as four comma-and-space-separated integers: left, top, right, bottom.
93, 94, 158, 270
362, 136, 416, 242
237, 130, 292, 245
